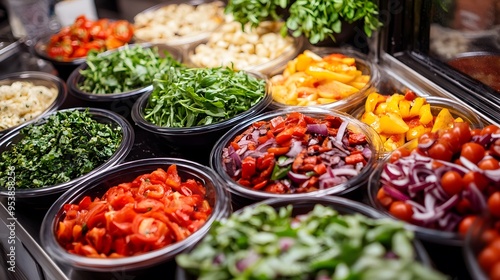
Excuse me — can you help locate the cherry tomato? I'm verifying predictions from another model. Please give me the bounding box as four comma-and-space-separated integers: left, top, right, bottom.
471, 128, 482, 137
482, 229, 500, 244
455, 198, 472, 214
428, 142, 453, 161
488, 192, 500, 218
461, 142, 486, 164
439, 131, 461, 153
458, 215, 478, 235
440, 170, 464, 196
489, 261, 500, 280
390, 147, 411, 163
482, 124, 500, 135
479, 246, 500, 273
389, 201, 414, 222
479, 158, 500, 170
452, 122, 472, 145
377, 188, 393, 208
463, 171, 489, 192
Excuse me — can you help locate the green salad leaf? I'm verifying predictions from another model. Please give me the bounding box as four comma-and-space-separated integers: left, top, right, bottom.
177, 204, 447, 280
78, 45, 183, 94
144, 67, 266, 128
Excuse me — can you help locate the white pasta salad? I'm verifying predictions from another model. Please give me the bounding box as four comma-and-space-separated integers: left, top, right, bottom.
189, 20, 296, 71
0, 81, 57, 131
133, 1, 225, 44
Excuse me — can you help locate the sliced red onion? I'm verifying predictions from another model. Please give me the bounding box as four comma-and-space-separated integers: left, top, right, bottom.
383, 185, 410, 201
285, 140, 303, 158
443, 213, 462, 232
464, 183, 487, 212
336, 121, 348, 144
251, 129, 260, 142
287, 171, 310, 184
256, 138, 276, 153
362, 147, 372, 159
278, 157, 294, 167
306, 123, 328, 136
435, 194, 459, 213
407, 181, 433, 198
417, 138, 436, 151
492, 133, 500, 139
384, 163, 404, 178
319, 177, 344, 189
459, 156, 481, 172
406, 200, 426, 213
473, 133, 492, 146
484, 169, 500, 182
412, 209, 443, 223
230, 151, 242, 168
430, 186, 448, 202
236, 144, 248, 156
329, 168, 359, 177
308, 138, 320, 146
434, 159, 469, 175
424, 192, 437, 211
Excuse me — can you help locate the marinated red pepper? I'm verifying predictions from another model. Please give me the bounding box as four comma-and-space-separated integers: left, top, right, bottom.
222, 112, 373, 194
55, 165, 212, 258
46, 15, 134, 61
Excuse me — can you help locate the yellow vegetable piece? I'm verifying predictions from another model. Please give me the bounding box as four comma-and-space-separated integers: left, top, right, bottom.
365, 92, 386, 113
305, 66, 355, 83
383, 134, 406, 151
361, 112, 381, 132
409, 97, 425, 118
406, 125, 429, 141
379, 112, 410, 134
374, 102, 388, 115
316, 98, 336, 104
431, 108, 455, 132
295, 54, 314, 72
386, 94, 405, 115
455, 117, 464, 122
398, 99, 411, 119
303, 50, 323, 61
419, 104, 433, 125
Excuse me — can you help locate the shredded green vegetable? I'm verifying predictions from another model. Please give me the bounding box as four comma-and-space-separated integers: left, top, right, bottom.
176, 204, 447, 280
144, 67, 266, 128
0, 109, 122, 189
78, 45, 183, 94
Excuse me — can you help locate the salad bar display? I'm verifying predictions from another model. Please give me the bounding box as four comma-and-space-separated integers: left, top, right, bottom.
0, 1, 498, 279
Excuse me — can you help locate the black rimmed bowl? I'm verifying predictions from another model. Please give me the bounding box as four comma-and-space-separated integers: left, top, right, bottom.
210, 107, 382, 208
132, 0, 225, 48
131, 70, 272, 154
0, 107, 134, 206
176, 196, 441, 279
0, 71, 67, 137
267, 47, 379, 113
40, 157, 231, 272
66, 43, 183, 104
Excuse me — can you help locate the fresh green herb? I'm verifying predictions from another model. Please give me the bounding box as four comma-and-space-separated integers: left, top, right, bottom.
144, 67, 266, 128
78, 45, 183, 94
0, 109, 122, 189
177, 204, 446, 280
270, 156, 292, 180
225, 0, 382, 44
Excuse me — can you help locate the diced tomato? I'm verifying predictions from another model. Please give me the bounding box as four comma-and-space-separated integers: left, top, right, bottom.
345, 153, 365, 165
241, 156, 256, 179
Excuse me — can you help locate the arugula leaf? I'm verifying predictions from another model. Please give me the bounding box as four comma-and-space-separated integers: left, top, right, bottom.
78, 45, 183, 94
144, 67, 266, 128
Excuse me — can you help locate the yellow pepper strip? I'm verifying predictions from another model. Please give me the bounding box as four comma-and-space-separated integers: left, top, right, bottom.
305, 66, 356, 84
379, 112, 410, 134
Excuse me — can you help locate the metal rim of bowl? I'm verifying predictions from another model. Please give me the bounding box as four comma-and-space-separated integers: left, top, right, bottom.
0, 107, 135, 198
209, 107, 383, 200
0, 71, 68, 136
40, 157, 231, 271
130, 71, 272, 136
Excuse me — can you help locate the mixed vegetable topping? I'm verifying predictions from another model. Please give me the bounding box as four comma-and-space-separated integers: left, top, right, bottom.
474, 218, 500, 279
222, 112, 373, 194
361, 91, 465, 152
271, 50, 369, 106
46, 15, 134, 61
177, 203, 446, 280
56, 165, 212, 258
144, 67, 266, 127
377, 123, 500, 234
0, 109, 122, 189
78, 45, 182, 94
